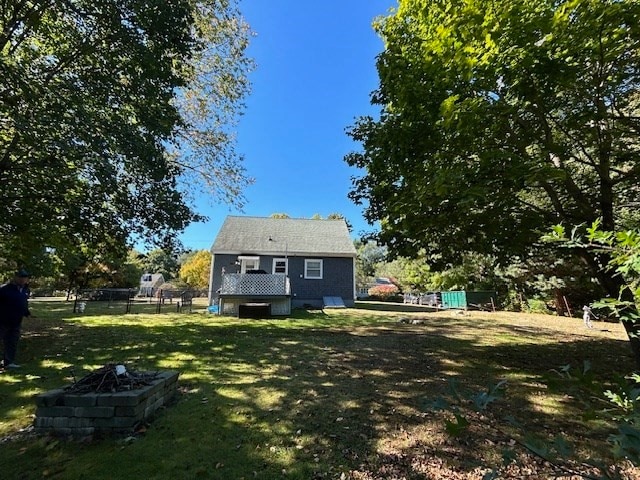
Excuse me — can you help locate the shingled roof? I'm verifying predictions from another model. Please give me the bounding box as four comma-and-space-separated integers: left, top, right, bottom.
211, 216, 357, 257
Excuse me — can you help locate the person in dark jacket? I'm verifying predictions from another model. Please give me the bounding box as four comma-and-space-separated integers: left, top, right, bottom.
0, 269, 31, 369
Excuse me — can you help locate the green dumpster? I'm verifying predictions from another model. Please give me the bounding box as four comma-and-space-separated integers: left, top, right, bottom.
440, 291, 467, 309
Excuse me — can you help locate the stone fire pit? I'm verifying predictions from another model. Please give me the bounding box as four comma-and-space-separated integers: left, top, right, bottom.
34, 365, 179, 437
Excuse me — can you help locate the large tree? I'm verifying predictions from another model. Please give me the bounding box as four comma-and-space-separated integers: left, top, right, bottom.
141, 248, 180, 280
179, 249, 211, 289
0, 0, 252, 271
346, 0, 640, 364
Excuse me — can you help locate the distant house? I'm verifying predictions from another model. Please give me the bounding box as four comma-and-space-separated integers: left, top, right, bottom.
138, 273, 165, 297
208, 216, 357, 315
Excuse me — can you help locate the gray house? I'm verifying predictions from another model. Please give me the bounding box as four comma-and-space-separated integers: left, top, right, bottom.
138, 273, 165, 297
208, 216, 357, 315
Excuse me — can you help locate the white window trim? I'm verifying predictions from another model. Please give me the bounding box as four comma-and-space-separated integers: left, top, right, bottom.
238, 256, 260, 273
304, 259, 323, 279
272, 258, 288, 275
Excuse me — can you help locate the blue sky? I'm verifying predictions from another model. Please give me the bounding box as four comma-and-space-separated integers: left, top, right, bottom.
178, 1, 395, 251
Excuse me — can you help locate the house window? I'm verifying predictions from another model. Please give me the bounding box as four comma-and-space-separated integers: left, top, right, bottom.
273, 258, 288, 275
238, 256, 260, 273
142, 274, 152, 282
304, 259, 323, 279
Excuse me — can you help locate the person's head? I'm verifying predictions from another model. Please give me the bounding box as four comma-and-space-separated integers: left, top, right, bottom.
14, 269, 31, 286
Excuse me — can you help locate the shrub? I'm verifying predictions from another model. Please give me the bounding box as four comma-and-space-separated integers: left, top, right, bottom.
526, 298, 554, 314
368, 284, 400, 301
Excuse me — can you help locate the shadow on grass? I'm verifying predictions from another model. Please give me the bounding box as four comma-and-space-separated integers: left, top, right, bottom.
0, 301, 633, 479
355, 300, 439, 313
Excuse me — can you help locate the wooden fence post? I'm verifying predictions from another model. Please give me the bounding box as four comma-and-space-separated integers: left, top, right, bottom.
563, 296, 572, 317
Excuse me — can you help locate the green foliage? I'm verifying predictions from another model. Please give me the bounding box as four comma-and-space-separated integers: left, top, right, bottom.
30, 245, 145, 292
604, 373, 640, 417
445, 413, 470, 437
471, 380, 508, 411
609, 423, 640, 463
429, 252, 501, 291
586, 222, 640, 310
0, 0, 252, 268
171, 0, 254, 211
601, 373, 640, 464
141, 249, 180, 280
546, 220, 640, 306
356, 240, 387, 277
355, 240, 387, 291
375, 253, 432, 292
428, 366, 640, 476
524, 299, 550, 314
118, 253, 146, 289
426, 378, 506, 437
545, 220, 640, 366
346, 0, 640, 311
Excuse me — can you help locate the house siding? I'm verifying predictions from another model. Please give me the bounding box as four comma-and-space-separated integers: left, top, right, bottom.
209, 216, 357, 313
210, 254, 354, 309
287, 257, 354, 308
210, 254, 241, 298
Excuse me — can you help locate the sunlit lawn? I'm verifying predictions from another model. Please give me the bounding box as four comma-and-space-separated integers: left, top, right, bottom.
0, 299, 636, 479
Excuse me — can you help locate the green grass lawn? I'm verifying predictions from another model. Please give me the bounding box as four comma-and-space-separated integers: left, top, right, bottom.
0, 300, 637, 479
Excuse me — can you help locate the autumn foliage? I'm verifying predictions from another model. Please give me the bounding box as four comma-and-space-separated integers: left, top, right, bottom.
368, 284, 400, 301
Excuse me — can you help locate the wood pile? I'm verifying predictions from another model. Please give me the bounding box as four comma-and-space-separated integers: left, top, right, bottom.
65, 364, 159, 394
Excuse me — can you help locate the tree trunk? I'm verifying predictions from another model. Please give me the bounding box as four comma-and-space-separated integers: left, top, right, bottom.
554, 289, 567, 316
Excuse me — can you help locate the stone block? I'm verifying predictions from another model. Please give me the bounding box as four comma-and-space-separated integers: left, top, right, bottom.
71, 427, 95, 437
34, 417, 54, 428
144, 398, 164, 418
53, 417, 71, 429
68, 417, 98, 428
35, 389, 66, 407
63, 394, 98, 407
144, 392, 162, 408
115, 404, 145, 417
144, 380, 164, 398
93, 416, 137, 429
74, 406, 114, 418
95, 394, 117, 406
108, 391, 141, 407
35, 370, 180, 437
36, 406, 75, 418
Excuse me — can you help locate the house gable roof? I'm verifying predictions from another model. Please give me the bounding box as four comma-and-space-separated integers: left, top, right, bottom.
139, 273, 164, 287
211, 216, 357, 257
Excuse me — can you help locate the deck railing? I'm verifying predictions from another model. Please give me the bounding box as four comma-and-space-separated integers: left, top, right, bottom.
220, 274, 290, 296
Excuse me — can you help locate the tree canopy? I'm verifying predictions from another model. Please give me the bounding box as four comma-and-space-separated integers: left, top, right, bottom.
347, 0, 640, 268
179, 249, 211, 289
346, 0, 640, 364
141, 249, 180, 281
0, 0, 252, 273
